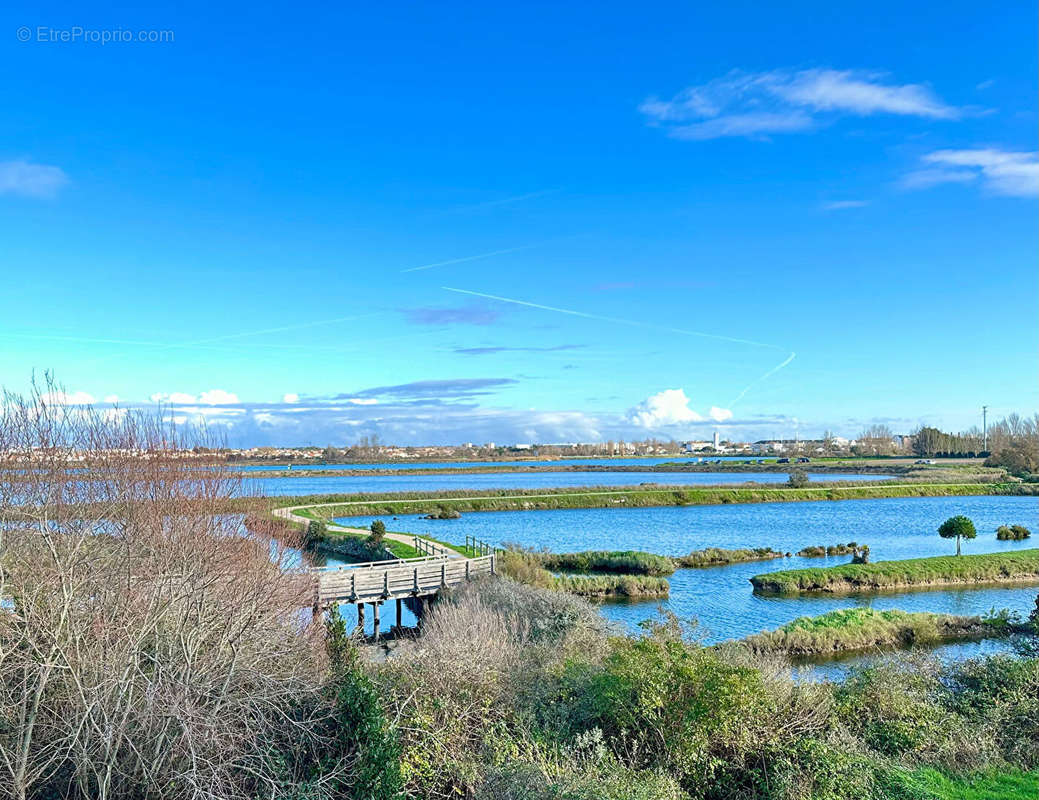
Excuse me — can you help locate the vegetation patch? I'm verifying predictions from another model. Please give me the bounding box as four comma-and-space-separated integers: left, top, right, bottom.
675, 546, 786, 567
998, 524, 1032, 541
265, 480, 1036, 519
751, 549, 1039, 595
540, 549, 677, 576
742, 607, 1020, 656
497, 548, 670, 598
797, 542, 860, 557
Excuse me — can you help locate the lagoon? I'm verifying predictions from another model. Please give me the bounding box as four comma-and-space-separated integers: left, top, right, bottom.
244, 470, 886, 496
334, 494, 1038, 643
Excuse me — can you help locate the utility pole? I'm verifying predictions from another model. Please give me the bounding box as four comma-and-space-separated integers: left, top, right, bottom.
982, 406, 988, 452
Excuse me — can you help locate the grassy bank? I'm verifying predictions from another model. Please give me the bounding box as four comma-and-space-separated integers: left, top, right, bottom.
741, 608, 1017, 656
751, 549, 1039, 594
268, 480, 1034, 518
675, 546, 787, 567
540, 550, 677, 576
498, 549, 670, 598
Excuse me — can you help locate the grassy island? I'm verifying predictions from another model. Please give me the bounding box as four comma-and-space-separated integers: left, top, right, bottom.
751, 549, 1039, 594
675, 546, 786, 567
264, 480, 1035, 519
498, 549, 670, 598
741, 607, 1020, 656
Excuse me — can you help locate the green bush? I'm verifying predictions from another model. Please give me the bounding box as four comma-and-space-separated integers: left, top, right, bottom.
787, 468, 810, 488
305, 519, 327, 544
997, 524, 1032, 540
367, 519, 387, 550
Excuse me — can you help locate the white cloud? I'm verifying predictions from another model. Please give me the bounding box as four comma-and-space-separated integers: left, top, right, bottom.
904, 148, 1039, 197
151, 392, 197, 404
347, 398, 378, 405
282, 393, 300, 404
709, 406, 733, 422
149, 390, 240, 405
40, 390, 95, 405
641, 68, 958, 140
198, 389, 240, 405
103, 394, 120, 403
628, 389, 704, 427
0, 160, 69, 198
822, 200, 869, 210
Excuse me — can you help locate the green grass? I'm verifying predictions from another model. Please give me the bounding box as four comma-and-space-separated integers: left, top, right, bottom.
751, 549, 1039, 594
539, 550, 677, 576
908, 768, 1039, 799
553, 572, 671, 597
496, 548, 670, 597
265, 480, 1034, 519
741, 607, 1002, 655
675, 546, 786, 567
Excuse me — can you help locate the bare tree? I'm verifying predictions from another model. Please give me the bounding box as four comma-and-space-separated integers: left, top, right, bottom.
0, 377, 342, 800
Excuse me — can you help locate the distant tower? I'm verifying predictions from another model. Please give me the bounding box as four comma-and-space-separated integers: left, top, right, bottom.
713, 431, 720, 449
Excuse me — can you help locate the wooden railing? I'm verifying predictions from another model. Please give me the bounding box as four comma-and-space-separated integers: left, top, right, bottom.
412, 536, 455, 558
312, 552, 496, 609
464, 535, 502, 556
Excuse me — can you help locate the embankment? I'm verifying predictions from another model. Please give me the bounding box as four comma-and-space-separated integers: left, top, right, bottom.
750, 549, 1039, 595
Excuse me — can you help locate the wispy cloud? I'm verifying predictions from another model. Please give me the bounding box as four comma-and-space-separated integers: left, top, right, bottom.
400, 244, 540, 273
441, 189, 560, 214
902, 148, 1038, 197
0, 160, 69, 198
345, 378, 518, 400
403, 304, 501, 326
641, 68, 959, 140
822, 200, 869, 210
454, 344, 584, 356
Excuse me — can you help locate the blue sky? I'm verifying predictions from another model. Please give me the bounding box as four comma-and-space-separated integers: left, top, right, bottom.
2, 1, 1036, 446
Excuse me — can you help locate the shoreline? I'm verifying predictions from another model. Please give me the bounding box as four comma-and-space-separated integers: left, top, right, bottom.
262, 480, 1034, 518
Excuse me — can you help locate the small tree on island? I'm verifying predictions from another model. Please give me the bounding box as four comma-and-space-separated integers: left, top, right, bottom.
939, 515, 977, 556
367, 519, 387, 550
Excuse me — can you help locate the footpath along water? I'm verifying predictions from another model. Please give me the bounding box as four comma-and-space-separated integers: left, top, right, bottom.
244, 470, 888, 496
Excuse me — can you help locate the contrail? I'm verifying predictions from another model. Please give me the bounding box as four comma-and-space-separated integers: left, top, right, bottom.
401, 244, 540, 273
441, 286, 785, 350
728, 351, 797, 407
443, 189, 560, 212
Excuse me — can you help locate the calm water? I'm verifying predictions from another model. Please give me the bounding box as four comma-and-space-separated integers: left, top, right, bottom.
334, 495, 1039, 644
245, 471, 885, 496
236, 457, 760, 471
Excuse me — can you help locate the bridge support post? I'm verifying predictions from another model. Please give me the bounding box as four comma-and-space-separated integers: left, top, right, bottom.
396, 598, 403, 629
440, 562, 447, 588
490, 553, 496, 576
356, 603, 366, 635
372, 602, 381, 640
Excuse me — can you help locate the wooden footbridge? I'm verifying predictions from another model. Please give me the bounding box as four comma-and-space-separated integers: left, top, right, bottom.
272, 504, 501, 637
308, 536, 497, 637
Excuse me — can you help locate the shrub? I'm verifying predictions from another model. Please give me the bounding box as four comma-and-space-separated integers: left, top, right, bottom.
997, 524, 1032, 540
787, 468, 810, 488
305, 518, 328, 544
315, 609, 403, 799
367, 519, 387, 549
835, 659, 990, 768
